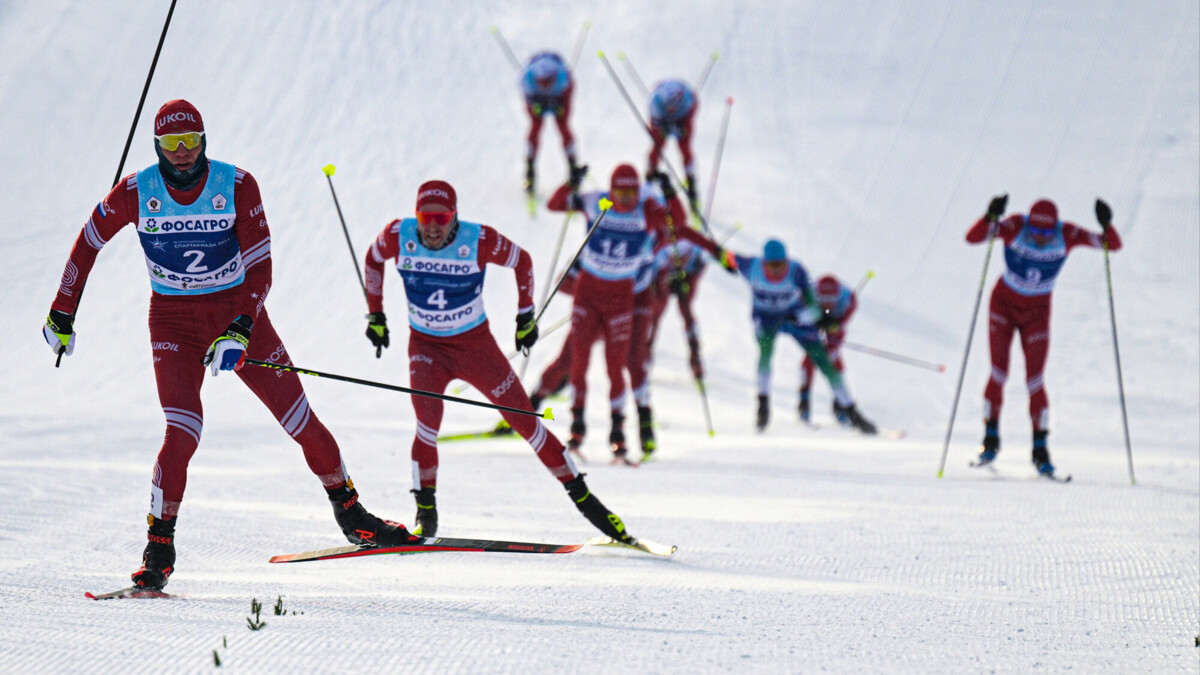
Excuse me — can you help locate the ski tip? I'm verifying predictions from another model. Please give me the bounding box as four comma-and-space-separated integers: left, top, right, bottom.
598, 197, 613, 210
322, 164, 336, 176
542, 407, 555, 421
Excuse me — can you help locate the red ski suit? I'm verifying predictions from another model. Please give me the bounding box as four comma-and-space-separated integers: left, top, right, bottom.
50, 164, 350, 518
364, 219, 578, 489
546, 184, 716, 417
966, 215, 1122, 430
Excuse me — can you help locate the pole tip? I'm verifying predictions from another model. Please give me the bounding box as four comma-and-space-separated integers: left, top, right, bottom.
867, 270, 875, 278
583, 19, 593, 28
938, 365, 947, 372
488, 25, 498, 33
542, 408, 555, 421
322, 164, 336, 176
712, 51, 721, 60
617, 51, 626, 60
708, 429, 716, 437
726, 96, 735, 105
936, 470, 944, 478
598, 197, 613, 210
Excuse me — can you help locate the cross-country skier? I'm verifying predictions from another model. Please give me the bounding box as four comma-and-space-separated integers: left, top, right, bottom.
646, 79, 701, 213
361, 179, 635, 543
799, 274, 858, 424
967, 195, 1123, 477
40, 100, 416, 592
650, 231, 710, 380
521, 51, 579, 197
717, 240, 876, 434
546, 165, 720, 463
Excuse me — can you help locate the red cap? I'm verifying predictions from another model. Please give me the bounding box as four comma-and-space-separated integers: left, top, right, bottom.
816, 275, 840, 304
1029, 199, 1058, 228
155, 100, 203, 135
416, 180, 456, 211
610, 163, 640, 192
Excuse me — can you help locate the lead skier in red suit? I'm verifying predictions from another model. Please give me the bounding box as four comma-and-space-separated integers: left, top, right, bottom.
40, 100, 415, 591
967, 195, 1122, 477
361, 180, 636, 544
546, 165, 720, 464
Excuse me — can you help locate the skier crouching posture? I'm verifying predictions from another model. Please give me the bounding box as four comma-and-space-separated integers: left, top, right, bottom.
362, 179, 634, 543
41, 100, 416, 591
799, 274, 858, 424
967, 195, 1122, 477
718, 240, 876, 434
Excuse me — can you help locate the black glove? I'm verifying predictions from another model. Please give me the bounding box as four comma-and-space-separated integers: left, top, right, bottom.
649, 171, 675, 200
1095, 199, 1112, 230
816, 309, 839, 330
42, 309, 76, 357
986, 194, 1008, 222
568, 164, 588, 192
365, 312, 389, 352
515, 310, 538, 354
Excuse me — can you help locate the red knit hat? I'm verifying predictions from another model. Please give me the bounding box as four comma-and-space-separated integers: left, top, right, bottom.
155, 100, 204, 135
416, 180, 456, 211
610, 163, 640, 193
1029, 199, 1058, 229
816, 275, 841, 304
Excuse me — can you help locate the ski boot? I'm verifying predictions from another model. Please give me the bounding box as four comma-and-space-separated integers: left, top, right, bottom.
1032, 430, 1055, 476
798, 390, 811, 424
567, 407, 586, 457
131, 515, 176, 590
976, 420, 1000, 465
688, 338, 704, 380
684, 173, 701, 216
327, 484, 417, 548
609, 412, 634, 465
411, 486, 437, 538
564, 475, 633, 543
834, 402, 877, 435
637, 405, 657, 463
523, 157, 535, 195
756, 394, 770, 432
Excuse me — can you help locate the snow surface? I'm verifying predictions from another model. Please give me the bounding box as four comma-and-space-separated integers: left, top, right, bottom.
1, 1, 1197, 672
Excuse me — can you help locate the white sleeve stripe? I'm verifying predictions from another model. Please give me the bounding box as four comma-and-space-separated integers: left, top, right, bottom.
83, 219, 107, 249
505, 246, 520, 268
369, 242, 386, 264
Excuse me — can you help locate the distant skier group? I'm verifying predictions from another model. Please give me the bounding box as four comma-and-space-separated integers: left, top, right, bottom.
41, 31, 1123, 593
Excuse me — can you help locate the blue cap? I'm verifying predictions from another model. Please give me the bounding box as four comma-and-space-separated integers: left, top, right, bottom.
764, 239, 787, 262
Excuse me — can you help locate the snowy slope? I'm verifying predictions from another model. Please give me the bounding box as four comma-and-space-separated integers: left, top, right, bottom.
0, 1, 1196, 672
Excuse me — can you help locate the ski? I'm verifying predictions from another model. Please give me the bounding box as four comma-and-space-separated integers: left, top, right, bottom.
437, 428, 521, 442
269, 536, 582, 563
587, 536, 677, 557
86, 585, 174, 601
969, 459, 1072, 483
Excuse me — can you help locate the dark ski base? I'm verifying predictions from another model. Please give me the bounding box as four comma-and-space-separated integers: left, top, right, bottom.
86, 585, 175, 601
270, 536, 582, 563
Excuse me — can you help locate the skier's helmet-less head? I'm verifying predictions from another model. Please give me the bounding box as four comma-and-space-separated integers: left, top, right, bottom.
153, 99, 208, 190
816, 275, 841, 308
414, 180, 458, 249
1027, 199, 1058, 239
609, 164, 641, 212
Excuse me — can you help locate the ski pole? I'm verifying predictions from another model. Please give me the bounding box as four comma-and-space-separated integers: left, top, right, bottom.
696, 377, 716, 437
244, 359, 553, 420
842, 341, 945, 372
320, 165, 381, 359
937, 215, 1001, 478
597, 51, 712, 236
703, 97, 734, 224
616, 52, 651, 97
518, 208, 575, 380
489, 26, 523, 71
453, 314, 573, 395
1097, 200, 1135, 485
568, 20, 592, 71
854, 270, 875, 295
57, 0, 178, 368
533, 198, 613, 324
695, 52, 721, 93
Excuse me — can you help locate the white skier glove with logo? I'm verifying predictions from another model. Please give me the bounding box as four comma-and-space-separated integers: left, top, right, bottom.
203, 314, 253, 376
